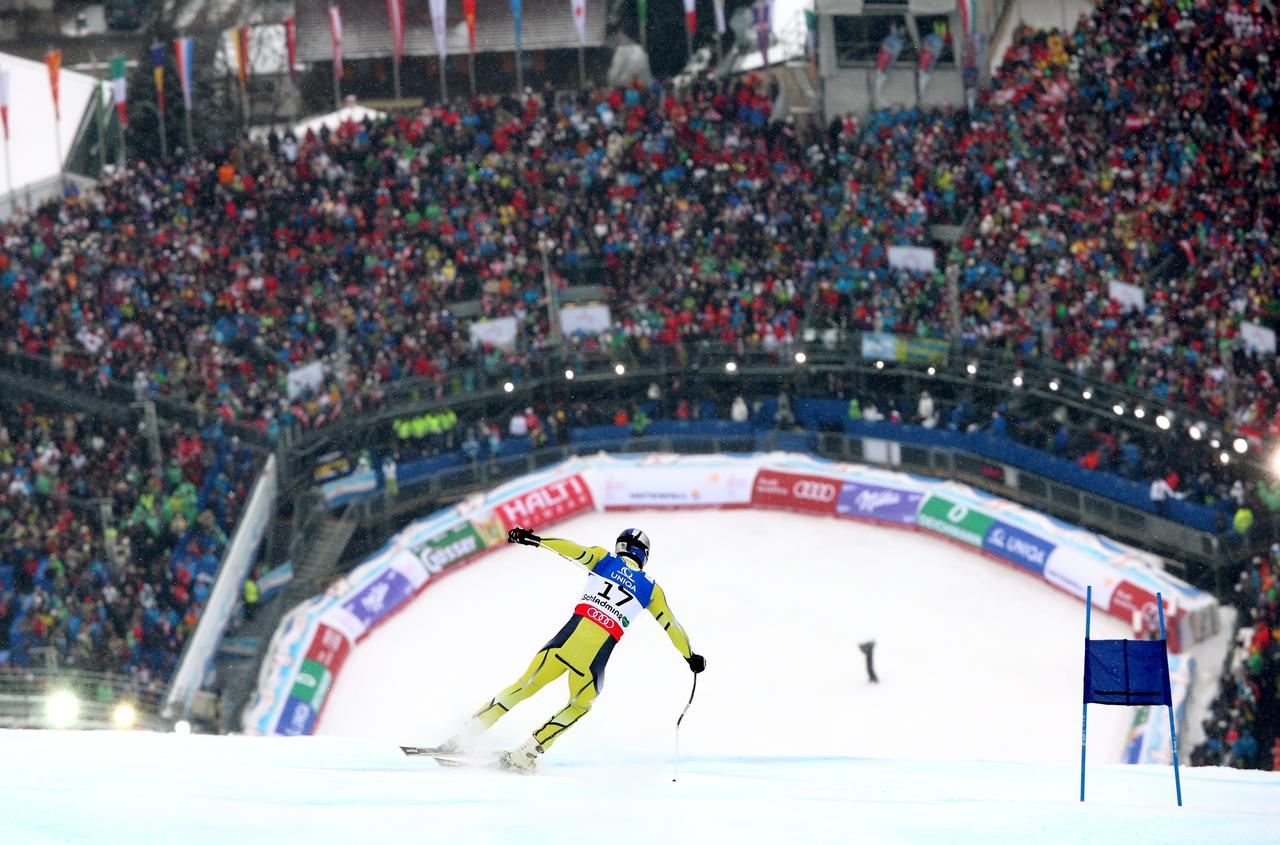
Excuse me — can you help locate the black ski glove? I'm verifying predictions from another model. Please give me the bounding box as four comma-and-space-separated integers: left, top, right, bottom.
686, 654, 706, 674
507, 526, 541, 547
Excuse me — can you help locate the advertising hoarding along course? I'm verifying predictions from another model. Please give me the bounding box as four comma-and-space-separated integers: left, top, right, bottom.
752, 469, 841, 515
981, 520, 1054, 577
416, 522, 486, 573
836, 481, 923, 525
917, 493, 995, 546
496, 474, 594, 530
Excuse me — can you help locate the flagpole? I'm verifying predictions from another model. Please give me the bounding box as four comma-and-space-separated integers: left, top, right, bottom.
184, 106, 194, 153
117, 99, 126, 169
393, 54, 401, 102
577, 44, 586, 88
156, 94, 168, 158
469, 53, 477, 98
333, 60, 341, 110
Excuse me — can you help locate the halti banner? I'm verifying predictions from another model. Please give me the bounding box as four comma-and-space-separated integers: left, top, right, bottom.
495, 474, 594, 530
836, 482, 923, 525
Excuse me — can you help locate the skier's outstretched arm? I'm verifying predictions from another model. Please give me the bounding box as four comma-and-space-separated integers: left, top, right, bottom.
647, 583, 694, 659
507, 526, 608, 571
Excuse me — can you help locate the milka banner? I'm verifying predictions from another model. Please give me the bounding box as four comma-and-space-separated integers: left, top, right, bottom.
469, 316, 518, 348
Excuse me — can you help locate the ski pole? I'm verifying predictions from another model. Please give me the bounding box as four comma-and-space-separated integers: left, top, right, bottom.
672, 673, 697, 782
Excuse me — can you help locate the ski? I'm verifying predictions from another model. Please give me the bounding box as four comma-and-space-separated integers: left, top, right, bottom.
400, 745, 535, 774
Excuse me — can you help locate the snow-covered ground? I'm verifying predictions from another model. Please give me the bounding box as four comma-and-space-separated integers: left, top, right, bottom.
4, 509, 1271, 843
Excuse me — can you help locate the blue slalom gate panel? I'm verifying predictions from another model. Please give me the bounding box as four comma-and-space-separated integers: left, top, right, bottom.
1084, 639, 1173, 707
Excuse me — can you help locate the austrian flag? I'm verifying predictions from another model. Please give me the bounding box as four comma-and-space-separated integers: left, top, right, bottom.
684, 0, 696, 34
571, 0, 586, 45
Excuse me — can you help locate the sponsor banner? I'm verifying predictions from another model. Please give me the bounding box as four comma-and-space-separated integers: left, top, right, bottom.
836, 482, 923, 525
339, 567, 416, 630
289, 658, 332, 708
752, 469, 840, 515
416, 522, 486, 573
304, 622, 351, 673
312, 452, 352, 483
495, 474, 594, 530
1042, 549, 1121, 609
859, 332, 949, 365
982, 520, 1054, 576
276, 696, 317, 736
574, 602, 623, 640
600, 467, 754, 508
321, 468, 377, 506
917, 494, 995, 547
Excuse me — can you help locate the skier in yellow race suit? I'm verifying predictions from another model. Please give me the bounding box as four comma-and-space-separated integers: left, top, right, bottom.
437, 526, 705, 773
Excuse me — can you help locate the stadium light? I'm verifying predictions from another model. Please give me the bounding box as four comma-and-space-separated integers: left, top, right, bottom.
1012, 373, 1024, 388
564, 369, 575, 381
966, 362, 977, 376
1134, 407, 1146, 419
112, 702, 138, 730
927, 366, 936, 376
503, 381, 514, 393
1048, 380, 1060, 391
794, 352, 807, 364
725, 361, 738, 373
46, 690, 79, 729
1233, 438, 1248, 455
1082, 389, 1093, 400
614, 363, 626, 376
875, 360, 885, 369
174, 720, 192, 735
1188, 425, 1202, 441
1155, 414, 1171, 430
1271, 450, 1280, 478
1220, 452, 1231, 465
1112, 404, 1124, 416
1210, 438, 1220, 450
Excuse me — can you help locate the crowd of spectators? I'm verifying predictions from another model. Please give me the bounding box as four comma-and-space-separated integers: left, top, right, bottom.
1191, 545, 1280, 770
0, 397, 257, 687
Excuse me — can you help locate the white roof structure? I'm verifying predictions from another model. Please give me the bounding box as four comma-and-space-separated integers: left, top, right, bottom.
0, 50, 100, 212
248, 101, 388, 142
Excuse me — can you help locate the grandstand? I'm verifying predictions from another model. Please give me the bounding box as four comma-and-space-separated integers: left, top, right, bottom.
0, 1, 1278, 835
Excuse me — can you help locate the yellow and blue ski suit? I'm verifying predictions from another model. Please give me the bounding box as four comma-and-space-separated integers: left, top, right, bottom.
470, 536, 693, 750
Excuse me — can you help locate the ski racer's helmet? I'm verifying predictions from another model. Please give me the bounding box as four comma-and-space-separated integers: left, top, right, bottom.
614, 528, 651, 569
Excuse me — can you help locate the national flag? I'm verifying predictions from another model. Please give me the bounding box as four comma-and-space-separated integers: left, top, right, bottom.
713, 0, 725, 35
957, 0, 975, 36
329, 5, 344, 79
571, 0, 586, 46
917, 22, 946, 96
227, 26, 249, 89
683, 0, 696, 35
110, 55, 128, 127
173, 37, 195, 111
285, 17, 298, 80
45, 49, 62, 121
463, 0, 478, 57
386, 0, 405, 63
511, 0, 523, 57
805, 9, 817, 77
150, 43, 166, 113
1124, 114, 1147, 130
0, 70, 10, 141
430, 0, 448, 62
752, 1, 771, 68
875, 31, 903, 97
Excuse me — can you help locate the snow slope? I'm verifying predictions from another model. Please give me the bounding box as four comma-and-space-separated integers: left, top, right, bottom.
1, 730, 1275, 845
2, 510, 1273, 843
319, 509, 1136, 764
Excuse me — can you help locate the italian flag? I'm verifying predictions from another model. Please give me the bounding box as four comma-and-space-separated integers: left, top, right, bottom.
110, 55, 128, 127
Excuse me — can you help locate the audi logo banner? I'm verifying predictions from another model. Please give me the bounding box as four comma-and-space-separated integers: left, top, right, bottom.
751, 469, 841, 515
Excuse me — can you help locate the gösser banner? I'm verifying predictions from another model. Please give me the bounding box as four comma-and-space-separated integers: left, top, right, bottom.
752, 469, 840, 515
836, 481, 922, 525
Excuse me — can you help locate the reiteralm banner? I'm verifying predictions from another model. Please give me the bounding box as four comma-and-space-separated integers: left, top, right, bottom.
244, 455, 1216, 736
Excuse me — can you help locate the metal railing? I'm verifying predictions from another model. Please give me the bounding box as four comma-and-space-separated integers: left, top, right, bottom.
0, 667, 170, 731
